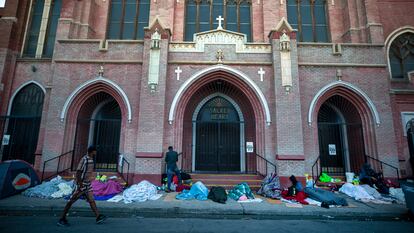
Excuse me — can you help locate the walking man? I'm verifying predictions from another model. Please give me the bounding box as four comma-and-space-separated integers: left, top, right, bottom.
57, 146, 107, 226
165, 146, 182, 192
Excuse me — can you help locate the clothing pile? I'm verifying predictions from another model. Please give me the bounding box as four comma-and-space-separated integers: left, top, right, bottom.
120, 180, 162, 203
228, 183, 262, 203
339, 183, 393, 204
22, 176, 74, 199
304, 187, 348, 208
91, 179, 124, 201
257, 173, 282, 199
176, 181, 208, 201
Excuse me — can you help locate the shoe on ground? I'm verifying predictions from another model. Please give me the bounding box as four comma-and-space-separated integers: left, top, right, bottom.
57, 218, 70, 227
96, 214, 107, 224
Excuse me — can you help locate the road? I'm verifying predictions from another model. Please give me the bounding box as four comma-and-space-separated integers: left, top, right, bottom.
0, 216, 413, 233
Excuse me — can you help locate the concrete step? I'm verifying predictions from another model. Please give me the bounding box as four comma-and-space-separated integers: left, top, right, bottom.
189, 173, 263, 191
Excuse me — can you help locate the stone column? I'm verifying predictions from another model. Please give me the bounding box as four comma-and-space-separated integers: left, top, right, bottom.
135, 19, 171, 184
269, 18, 305, 177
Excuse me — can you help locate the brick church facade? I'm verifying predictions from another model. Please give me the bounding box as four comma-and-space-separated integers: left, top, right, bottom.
0, 0, 413, 185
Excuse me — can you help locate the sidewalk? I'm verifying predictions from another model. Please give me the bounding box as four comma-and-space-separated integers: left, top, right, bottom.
0, 193, 409, 221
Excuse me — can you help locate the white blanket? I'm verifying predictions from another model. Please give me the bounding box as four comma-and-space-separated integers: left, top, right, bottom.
122, 180, 162, 204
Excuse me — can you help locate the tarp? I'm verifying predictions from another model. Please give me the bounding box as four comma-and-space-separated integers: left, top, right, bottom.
257, 173, 282, 199
176, 181, 208, 201
0, 160, 40, 199
304, 187, 348, 206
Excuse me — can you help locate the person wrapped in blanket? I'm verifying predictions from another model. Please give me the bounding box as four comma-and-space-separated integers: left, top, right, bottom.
57, 146, 107, 226
359, 163, 389, 194
281, 175, 308, 205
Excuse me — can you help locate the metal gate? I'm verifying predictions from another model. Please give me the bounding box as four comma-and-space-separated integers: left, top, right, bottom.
193, 96, 242, 172
73, 118, 121, 171
0, 116, 41, 164
318, 122, 365, 176
195, 121, 242, 171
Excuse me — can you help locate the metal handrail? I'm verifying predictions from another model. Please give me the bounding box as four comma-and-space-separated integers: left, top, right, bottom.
365, 155, 400, 179
118, 156, 130, 186
254, 153, 277, 177
311, 156, 321, 187
41, 150, 74, 181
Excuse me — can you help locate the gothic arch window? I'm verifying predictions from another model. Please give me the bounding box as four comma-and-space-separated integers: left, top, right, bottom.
24, 0, 62, 57
287, 0, 329, 42
107, 0, 150, 40
184, 0, 252, 41
389, 32, 414, 79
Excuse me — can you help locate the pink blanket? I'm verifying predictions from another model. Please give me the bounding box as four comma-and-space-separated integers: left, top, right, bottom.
91, 180, 123, 196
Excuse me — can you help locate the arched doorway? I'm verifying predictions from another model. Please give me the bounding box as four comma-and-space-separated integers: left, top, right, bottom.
0, 84, 45, 164
317, 95, 365, 176
180, 79, 258, 173
73, 92, 121, 171
193, 95, 243, 172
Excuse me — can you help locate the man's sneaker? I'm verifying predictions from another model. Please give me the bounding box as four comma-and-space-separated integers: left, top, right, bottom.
96, 214, 107, 224
57, 218, 69, 227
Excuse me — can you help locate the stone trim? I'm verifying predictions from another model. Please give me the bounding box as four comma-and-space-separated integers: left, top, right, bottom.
298, 62, 387, 68
168, 61, 273, 65
53, 59, 143, 64
135, 152, 163, 158
276, 155, 306, 161
7, 81, 47, 115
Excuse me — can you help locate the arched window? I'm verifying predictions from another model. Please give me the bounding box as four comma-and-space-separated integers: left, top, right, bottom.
184, 0, 252, 41
389, 32, 414, 79
287, 0, 329, 42
24, 0, 62, 57
107, 0, 150, 40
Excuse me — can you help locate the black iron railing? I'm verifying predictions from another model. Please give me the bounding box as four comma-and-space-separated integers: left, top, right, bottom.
253, 153, 277, 177
117, 155, 130, 186
365, 155, 400, 179
41, 150, 74, 181
311, 156, 321, 187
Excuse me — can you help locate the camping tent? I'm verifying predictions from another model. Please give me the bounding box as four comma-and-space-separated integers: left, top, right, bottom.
0, 160, 40, 199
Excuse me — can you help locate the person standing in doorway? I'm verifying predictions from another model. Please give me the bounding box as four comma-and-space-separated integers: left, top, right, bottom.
165, 146, 182, 192
57, 146, 107, 226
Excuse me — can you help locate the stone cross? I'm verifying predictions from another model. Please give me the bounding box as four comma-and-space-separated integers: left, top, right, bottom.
258, 68, 265, 82
175, 66, 182, 80
216, 15, 224, 30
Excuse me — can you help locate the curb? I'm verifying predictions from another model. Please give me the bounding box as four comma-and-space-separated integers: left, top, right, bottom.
0, 206, 409, 221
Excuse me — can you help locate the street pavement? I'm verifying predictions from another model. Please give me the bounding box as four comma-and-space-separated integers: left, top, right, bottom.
0, 216, 413, 233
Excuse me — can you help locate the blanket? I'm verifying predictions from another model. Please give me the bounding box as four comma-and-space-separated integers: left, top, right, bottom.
176, 181, 208, 201
122, 180, 162, 203
228, 183, 255, 201
281, 190, 308, 205
92, 180, 123, 196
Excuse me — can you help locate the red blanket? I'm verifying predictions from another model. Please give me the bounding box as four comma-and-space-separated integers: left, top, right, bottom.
281, 190, 309, 205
